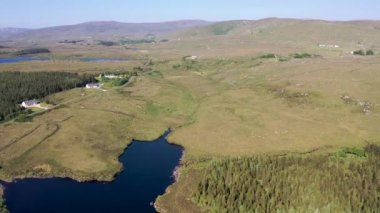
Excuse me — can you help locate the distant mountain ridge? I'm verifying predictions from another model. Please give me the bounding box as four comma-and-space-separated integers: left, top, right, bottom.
0, 20, 212, 41
174, 18, 380, 48
2, 18, 380, 46
0, 28, 30, 40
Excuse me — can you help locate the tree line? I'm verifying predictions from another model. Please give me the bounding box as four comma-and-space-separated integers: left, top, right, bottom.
0, 71, 96, 121
0, 195, 8, 213
353, 49, 375, 56
15, 48, 50, 56
193, 144, 380, 212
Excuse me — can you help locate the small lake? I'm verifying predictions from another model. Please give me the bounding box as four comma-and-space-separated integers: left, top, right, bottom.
80, 58, 128, 62
0, 57, 49, 64
3, 130, 182, 213
0, 57, 127, 63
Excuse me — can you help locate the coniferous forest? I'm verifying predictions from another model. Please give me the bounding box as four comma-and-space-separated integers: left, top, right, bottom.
193, 144, 380, 212
0, 71, 95, 121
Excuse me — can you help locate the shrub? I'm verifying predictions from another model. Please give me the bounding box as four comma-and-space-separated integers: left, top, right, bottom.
278, 57, 289, 62
120, 38, 155, 45
293, 53, 312, 59
259, 53, 276, 59
58, 40, 84, 44
98, 41, 118, 46
0, 196, 8, 213
353, 49, 375, 56
353, 50, 365, 55
173, 60, 199, 71
366, 50, 375, 55
15, 112, 32, 122
15, 48, 50, 56
334, 147, 367, 158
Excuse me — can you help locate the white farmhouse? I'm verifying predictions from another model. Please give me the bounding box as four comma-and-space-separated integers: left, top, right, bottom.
104, 74, 121, 79
318, 44, 340, 48
85, 83, 101, 89
21, 100, 39, 108
184, 55, 198, 60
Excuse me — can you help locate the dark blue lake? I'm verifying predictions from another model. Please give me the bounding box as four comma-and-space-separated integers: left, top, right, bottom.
0, 57, 49, 64
3, 130, 182, 213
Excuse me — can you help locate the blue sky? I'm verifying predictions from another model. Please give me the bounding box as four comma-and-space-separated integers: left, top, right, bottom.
1, 0, 379, 28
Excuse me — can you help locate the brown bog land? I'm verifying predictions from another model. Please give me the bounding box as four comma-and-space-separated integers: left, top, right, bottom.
0, 18, 379, 212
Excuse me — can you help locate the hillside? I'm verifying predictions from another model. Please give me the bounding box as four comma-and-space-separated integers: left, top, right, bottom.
2, 18, 380, 59
3, 18, 380, 46
172, 18, 380, 52
2, 20, 212, 41
0, 28, 30, 40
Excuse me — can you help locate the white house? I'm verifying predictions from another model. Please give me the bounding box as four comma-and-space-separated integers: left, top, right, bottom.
99, 73, 122, 79
318, 44, 340, 48
184, 55, 198, 60
85, 83, 101, 89
21, 100, 39, 108
104, 74, 121, 79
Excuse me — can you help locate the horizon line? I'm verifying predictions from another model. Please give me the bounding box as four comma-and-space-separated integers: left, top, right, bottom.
1, 17, 380, 29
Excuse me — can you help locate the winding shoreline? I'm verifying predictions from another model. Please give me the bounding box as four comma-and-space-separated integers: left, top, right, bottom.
2, 129, 183, 213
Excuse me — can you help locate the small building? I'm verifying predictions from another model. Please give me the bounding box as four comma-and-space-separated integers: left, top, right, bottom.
21, 100, 39, 108
184, 55, 198, 60
99, 73, 121, 79
104, 74, 121, 79
86, 83, 101, 89
318, 44, 340, 48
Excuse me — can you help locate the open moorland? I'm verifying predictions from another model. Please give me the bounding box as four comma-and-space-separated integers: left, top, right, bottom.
0, 18, 379, 212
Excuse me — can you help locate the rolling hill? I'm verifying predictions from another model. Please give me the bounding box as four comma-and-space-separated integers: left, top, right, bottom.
3, 18, 380, 45
133, 18, 378, 59
1, 18, 379, 59
0, 28, 30, 40
1, 20, 212, 41
174, 18, 380, 49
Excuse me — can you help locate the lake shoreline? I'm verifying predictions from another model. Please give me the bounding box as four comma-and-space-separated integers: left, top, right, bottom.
2, 129, 184, 213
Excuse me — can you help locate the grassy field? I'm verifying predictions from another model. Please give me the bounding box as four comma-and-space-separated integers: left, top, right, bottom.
0, 19, 379, 212
163, 57, 380, 156
149, 55, 380, 211
0, 76, 198, 181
